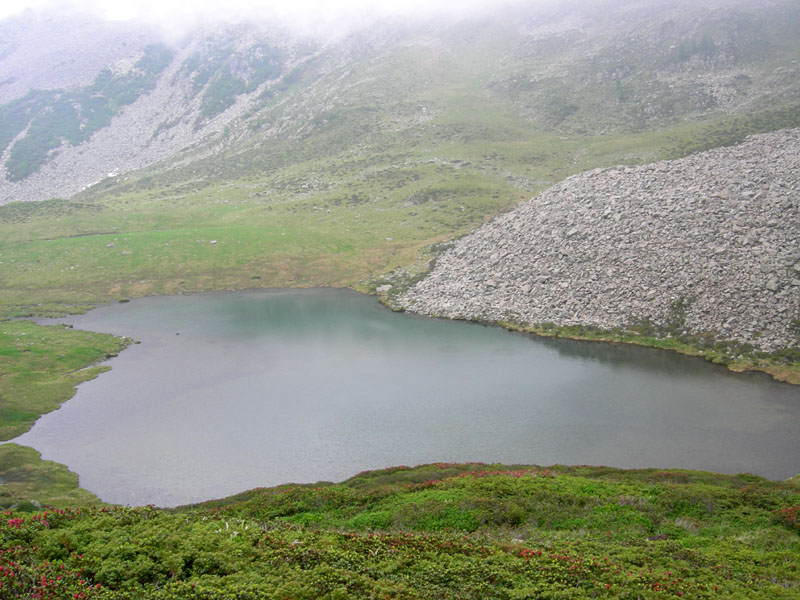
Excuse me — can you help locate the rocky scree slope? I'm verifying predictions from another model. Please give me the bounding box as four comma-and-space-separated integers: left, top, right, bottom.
0, 10, 161, 105
399, 128, 800, 353
1, 0, 799, 205
0, 17, 318, 204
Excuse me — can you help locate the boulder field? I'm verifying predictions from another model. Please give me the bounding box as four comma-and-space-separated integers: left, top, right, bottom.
400, 129, 800, 353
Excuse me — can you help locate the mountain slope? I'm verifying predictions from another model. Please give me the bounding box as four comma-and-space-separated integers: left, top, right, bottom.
0, 0, 798, 377
399, 128, 800, 358
0, 0, 798, 206
0, 17, 319, 203
0, 9, 161, 104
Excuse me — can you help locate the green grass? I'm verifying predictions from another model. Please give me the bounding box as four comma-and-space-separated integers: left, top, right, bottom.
0, 320, 130, 440
4, 99, 798, 320
0, 444, 101, 510
1, 462, 798, 598
0, 164, 525, 315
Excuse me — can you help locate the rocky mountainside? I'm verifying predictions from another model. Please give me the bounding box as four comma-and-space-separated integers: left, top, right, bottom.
399, 128, 800, 352
0, 0, 798, 205
0, 9, 161, 104
0, 15, 319, 203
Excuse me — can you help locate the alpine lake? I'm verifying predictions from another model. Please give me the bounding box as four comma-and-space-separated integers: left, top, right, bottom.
12, 288, 800, 507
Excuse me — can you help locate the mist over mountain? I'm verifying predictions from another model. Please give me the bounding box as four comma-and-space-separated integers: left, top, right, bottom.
0, 0, 797, 205
0, 0, 797, 361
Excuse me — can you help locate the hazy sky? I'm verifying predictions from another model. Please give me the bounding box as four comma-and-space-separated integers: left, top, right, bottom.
0, 0, 525, 29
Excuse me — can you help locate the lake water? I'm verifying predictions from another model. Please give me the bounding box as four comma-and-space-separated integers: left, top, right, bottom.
12, 288, 800, 507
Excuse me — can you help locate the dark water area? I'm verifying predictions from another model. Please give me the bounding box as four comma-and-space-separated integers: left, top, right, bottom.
12, 288, 800, 507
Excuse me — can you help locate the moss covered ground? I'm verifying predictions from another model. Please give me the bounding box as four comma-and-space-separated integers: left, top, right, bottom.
0, 444, 100, 510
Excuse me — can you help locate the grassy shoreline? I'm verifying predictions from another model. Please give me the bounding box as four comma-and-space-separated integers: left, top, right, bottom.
0, 319, 132, 441
1, 293, 797, 597
496, 320, 800, 386
1, 285, 795, 511
0, 443, 102, 510
379, 290, 800, 385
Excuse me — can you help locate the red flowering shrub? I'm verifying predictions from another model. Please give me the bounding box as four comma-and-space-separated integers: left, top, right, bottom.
775, 505, 799, 532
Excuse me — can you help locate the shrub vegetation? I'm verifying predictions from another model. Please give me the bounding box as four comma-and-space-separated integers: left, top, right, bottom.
1, 463, 798, 598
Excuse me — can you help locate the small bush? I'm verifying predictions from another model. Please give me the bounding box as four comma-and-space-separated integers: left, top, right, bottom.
775, 505, 799, 532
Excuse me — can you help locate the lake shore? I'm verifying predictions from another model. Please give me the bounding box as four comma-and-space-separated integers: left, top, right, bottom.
8, 288, 800, 507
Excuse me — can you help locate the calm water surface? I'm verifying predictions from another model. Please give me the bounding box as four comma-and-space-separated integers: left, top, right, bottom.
12, 288, 800, 506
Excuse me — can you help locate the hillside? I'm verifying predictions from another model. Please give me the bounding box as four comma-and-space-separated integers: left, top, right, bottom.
0, 1, 798, 336
0, 0, 799, 206
398, 129, 800, 369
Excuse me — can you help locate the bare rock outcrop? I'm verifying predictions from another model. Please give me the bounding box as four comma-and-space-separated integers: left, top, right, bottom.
400, 129, 800, 352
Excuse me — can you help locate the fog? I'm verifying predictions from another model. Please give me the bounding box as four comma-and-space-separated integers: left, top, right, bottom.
2, 0, 766, 40
0, 0, 549, 37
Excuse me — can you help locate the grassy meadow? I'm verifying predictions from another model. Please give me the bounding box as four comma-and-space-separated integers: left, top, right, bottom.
0, 320, 130, 440
0, 444, 101, 510
3, 101, 799, 318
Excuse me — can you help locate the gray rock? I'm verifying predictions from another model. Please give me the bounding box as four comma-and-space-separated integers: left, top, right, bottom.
399, 129, 800, 353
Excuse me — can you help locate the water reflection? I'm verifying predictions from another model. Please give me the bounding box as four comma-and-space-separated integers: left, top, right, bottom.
531, 333, 711, 376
